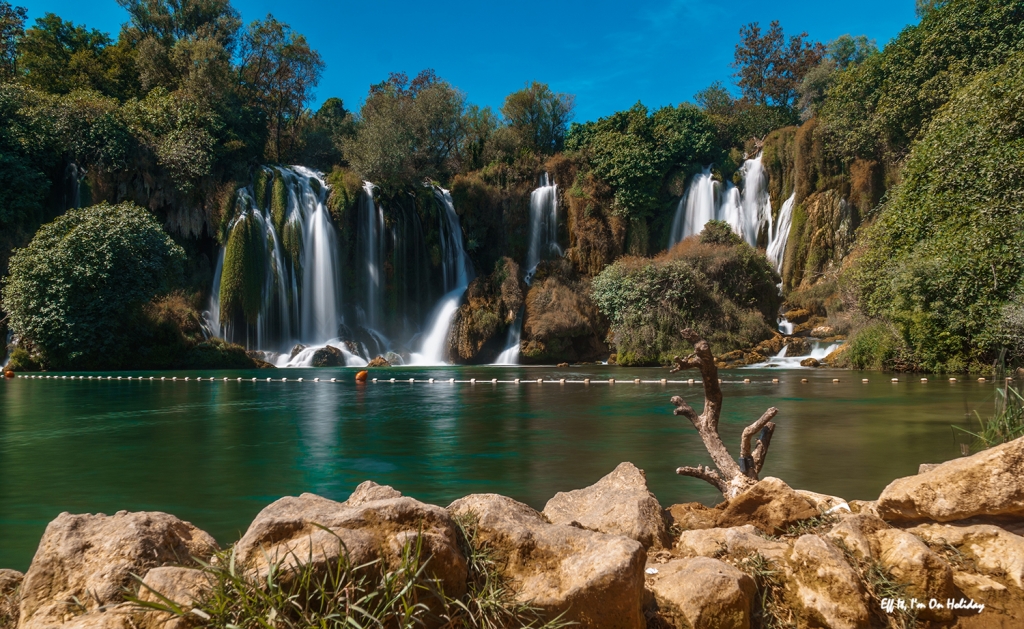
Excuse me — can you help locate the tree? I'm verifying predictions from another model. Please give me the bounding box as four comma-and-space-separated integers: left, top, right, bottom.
916, 0, 948, 18
733, 21, 825, 109
238, 14, 324, 162
0, 1, 25, 79
460, 103, 499, 171
669, 329, 779, 498
345, 69, 465, 189
1, 201, 185, 369
500, 82, 574, 155
18, 14, 112, 94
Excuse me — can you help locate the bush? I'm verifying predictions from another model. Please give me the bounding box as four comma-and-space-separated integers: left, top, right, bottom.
591, 237, 780, 364
849, 52, 1024, 372
1, 202, 185, 369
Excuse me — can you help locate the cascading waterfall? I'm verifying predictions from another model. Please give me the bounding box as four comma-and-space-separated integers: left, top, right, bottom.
746, 340, 843, 369
668, 154, 774, 249
208, 166, 341, 355
410, 188, 474, 365
495, 173, 560, 365
358, 181, 385, 332
766, 193, 796, 273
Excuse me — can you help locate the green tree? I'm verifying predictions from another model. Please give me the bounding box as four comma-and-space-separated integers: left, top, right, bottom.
500, 82, 574, 155
1, 201, 185, 368
238, 14, 324, 162
0, 1, 25, 79
19, 14, 111, 94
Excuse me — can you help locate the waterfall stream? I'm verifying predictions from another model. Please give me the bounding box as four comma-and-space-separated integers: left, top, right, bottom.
767, 193, 796, 273
668, 154, 774, 250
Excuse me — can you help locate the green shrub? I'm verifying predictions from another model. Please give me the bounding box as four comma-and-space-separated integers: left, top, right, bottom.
592, 237, 780, 364
849, 52, 1024, 372
699, 220, 743, 246
1, 202, 185, 369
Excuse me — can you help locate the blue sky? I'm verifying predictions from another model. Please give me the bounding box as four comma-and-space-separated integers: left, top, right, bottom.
17, 0, 919, 122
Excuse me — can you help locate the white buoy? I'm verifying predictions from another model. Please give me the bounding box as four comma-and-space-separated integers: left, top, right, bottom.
390, 378, 396, 383
978, 377, 986, 382
282, 377, 287, 382
584, 378, 590, 384
688, 379, 694, 385
266, 377, 272, 382
237, 377, 242, 381
514, 378, 521, 384
801, 378, 809, 383
449, 378, 455, 383
331, 378, 337, 382
862, 379, 869, 383
921, 378, 928, 382
313, 378, 319, 382
491, 378, 497, 384
297, 378, 303, 382
661, 378, 667, 384
251, 377, 257, 382
634, 378, 640, 384
949, 377, 957, 382
559, 378, 566, 384
537, 378, 543, 384
892, 378, 899, 383
172, 377, 177, 381
609, 378, 615, 384
772, 378, 779, 383
470, 378, 476, 384
429, 378, 435, 383
409, 378, 414, 383
743, 378, 751, 383
833, 378, 840, 383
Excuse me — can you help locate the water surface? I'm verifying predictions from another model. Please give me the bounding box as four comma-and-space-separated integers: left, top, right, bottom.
0, 366, 998, 570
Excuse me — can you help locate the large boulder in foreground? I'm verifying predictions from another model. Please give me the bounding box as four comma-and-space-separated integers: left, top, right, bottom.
233, 483, 467, 598
18, 511, 218, 629
877, 436, 1024, 522
543, 462, 669, 549
785, 534, 871, 629
136, 567, 213, 629
714, 477, 819, 534
909, 523, 1024, 590
646, 557, 755, 629
449, 493, 645, 629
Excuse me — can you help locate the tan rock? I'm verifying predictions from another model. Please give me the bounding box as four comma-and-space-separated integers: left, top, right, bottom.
822, 344, 849, 367
873, 529, 955, 621
908, 523, 1024, 589
18, 511, 218, 629
715, 477, 818, 535
795, 489, 849, 513
825, 513, 888, 561
785, 534, 870, 629
136, 567, 213, 629
799, 357, 820, 367
234, 491, 467, 598
675, 525, 789, 562
345, 480, 403, 505
543, 462, 669, 549
848, 500, 880, 517
0, 569, 21, 594
665, 502, 719, 532
449, 493, 645, 629
646, 557, 755, 629
877, 435, 1024, 522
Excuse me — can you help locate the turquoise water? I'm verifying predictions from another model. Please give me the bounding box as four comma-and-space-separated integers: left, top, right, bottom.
0, 366, 998, 570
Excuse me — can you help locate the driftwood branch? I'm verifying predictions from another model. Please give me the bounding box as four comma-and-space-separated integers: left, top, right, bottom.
669, 328, 780, 498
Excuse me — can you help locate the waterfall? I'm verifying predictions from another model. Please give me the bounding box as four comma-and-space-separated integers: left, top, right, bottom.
496, 173, 560, 364
745, 340, 844, 369
410, 188, 474, 365
668, 154, 774, 249
358, 181, 385, 332
525, 173, 561, 277
209, 166, 340, 353
767, 193, 796, 273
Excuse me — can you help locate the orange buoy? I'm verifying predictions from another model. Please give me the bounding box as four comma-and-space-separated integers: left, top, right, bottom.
355, 370, 368, 383
3, 370, 15, 379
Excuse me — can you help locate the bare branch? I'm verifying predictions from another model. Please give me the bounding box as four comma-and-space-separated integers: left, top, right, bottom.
740, 407, 778, 460
676, 465, 728, 494
671, 395, 700, 428
751, 422, 775, 475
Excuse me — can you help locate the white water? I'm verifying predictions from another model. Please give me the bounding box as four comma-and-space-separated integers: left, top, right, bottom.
778, 316, 795, 335
746, 340, 843, 369
495, 173, 560, 364
767, 193, 796, 273
359, 181, 385, 331
409, 188, 474, 366
668, 155, 774, 249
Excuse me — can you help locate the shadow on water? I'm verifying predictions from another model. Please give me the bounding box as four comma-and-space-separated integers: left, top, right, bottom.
0, 366, 999, 570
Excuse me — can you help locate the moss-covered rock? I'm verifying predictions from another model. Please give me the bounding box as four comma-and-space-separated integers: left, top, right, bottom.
219, 213, 266, 325
521, 261, 608, 364
782, 190, 859, 291
447, 257, 526, 363
271, 173, 288, 234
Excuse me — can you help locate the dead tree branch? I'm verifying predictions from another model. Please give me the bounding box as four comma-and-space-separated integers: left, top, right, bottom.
670, 328, 779, 498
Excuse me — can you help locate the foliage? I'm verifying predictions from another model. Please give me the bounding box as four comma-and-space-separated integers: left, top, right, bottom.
733, 20, 825, 109
0, 1, 25, 80
957, 384, 1024, 449
219, 211, 266, 325
699, 219, 743, 246
500, 81, 574, 156
566, 102, 719, 219
797, 35, 878, 119
849, 52, 1024, 372
819, 0, 1024, 161
345, 69, 466, 190
1, 202, 185, 369
591, 237, 780, 365
238, 14, 324, 161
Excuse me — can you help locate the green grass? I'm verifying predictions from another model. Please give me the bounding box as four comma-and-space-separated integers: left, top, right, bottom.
739, 552, 793, 629
955, 383, 1024, 451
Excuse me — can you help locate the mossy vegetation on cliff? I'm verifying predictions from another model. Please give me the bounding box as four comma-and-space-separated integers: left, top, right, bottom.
592, 222, 781, 365
219, 212, 266, 326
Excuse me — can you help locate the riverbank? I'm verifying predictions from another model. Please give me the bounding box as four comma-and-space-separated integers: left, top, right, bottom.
3, 436, 1023, 628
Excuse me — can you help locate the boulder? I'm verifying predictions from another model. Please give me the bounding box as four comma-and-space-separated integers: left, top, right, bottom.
346, 480, 403, 505
714, 477, 819, 535
877, 435, 1024, 522
825, 513, 889, 561
543, 462, 669, 549
136, 567, 213, 629
665, 502, 719, 532
908, 523, 1024, 589
785, 534, 871, 629
289, 344, 307, 360
848, 500, 880, 517
784, 337, 811, 357
448, 493, 645, 629
311, 345, 344, 367
822, 344, 849, 368
366, 355, 390, 368
234, 490, 467, 598
675, 525, 789, 562
872, 529, 955, 622
646, 557, 755, 629
811, 325, 836, 338
18, 511, 218, 629
0, 569, 21, 593
782, 308, 811, 324
799, 357, 820, 367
